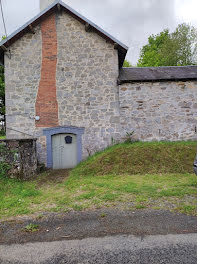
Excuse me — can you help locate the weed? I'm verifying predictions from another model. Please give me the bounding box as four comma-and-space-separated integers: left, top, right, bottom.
135, 204, 146, 209
36, 214, 44, 220
178, 204, 197, 215
100, 213, 107, 218
23, 223, 39, 232
72, 204, 84, 211
124, 131, 135, 143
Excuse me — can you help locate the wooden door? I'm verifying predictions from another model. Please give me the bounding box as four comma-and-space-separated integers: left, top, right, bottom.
52, 134, 77, 169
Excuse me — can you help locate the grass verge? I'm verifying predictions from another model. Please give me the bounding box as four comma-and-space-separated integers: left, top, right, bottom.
0, 141, 197, 219
0, 172, 196, 219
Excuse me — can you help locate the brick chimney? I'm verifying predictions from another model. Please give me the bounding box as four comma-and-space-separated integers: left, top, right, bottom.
40, 0, 55, 11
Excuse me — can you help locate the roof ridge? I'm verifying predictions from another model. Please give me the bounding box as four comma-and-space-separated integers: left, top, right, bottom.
123, 65, 197, 69
0, 0, 128, 67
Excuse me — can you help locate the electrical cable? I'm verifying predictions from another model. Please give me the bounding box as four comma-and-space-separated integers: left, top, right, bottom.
6, 127, 34, 137
0, 0, 8, 38
0, 0, 11, 59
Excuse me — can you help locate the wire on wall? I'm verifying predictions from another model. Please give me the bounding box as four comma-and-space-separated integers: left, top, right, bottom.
0, 0, 8, 38
0, 0, 11, 59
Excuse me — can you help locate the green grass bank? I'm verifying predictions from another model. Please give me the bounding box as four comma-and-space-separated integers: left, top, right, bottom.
0, 141, 197, 219
72, 141, 197, 176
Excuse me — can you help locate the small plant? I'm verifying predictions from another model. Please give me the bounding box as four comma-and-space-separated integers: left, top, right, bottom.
36, 214, 44, 220
135, 204, 146, 209
111, 137, 116, 145
100, 213, 107, 218
179, 204, 197, 215
72, 204, 84, 211
124, 131, 135, 143
0, 129, 5, 137
23, 223, 39, 232
86, 148, 92, 157
0, 162, 11, 178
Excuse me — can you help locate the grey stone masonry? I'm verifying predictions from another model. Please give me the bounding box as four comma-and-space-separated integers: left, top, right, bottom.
56, 12, 120, 158
119, 81, 197, 141
0, 139, 37, 180
5, 11, 120, 164
5, 25, 42, 140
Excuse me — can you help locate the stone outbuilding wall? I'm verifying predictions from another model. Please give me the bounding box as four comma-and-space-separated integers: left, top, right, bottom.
0, 139, 37, 180
119, 81, 197, 141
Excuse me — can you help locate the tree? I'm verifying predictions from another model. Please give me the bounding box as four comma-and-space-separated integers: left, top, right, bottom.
123, 60, 132, 67
137, 23, 197, 67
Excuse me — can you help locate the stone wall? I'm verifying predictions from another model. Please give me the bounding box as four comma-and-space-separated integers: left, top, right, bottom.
4, 25, 42, 140
5, 10, 119, 164
56, 12, 120, 158
4, 24, 45, 163
119, 81, 197, 141
0, 139, 37, 180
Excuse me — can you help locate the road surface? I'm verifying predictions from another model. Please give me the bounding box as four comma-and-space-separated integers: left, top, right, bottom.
0, 209, 197, 263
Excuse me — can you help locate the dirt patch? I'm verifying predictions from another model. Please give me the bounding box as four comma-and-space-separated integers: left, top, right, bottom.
37, 169, 71, 186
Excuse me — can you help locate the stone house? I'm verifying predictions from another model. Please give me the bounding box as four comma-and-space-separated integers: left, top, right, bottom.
0, 0, 197, 169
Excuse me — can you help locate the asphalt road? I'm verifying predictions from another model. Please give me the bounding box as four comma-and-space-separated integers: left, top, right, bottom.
0, 209, 197, 263
0, 233, 197, 264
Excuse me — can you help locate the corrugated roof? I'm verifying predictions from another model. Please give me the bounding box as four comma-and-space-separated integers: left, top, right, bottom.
0, 0, 128, 68
118, 66, 197, 83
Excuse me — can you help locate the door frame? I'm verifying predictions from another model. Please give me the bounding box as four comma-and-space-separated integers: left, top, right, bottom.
43, 126, 85, 168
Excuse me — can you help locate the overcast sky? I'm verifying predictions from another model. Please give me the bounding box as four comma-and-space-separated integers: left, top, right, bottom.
0, 0, 197, 65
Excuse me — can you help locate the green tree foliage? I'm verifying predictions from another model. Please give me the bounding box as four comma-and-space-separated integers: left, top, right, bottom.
137, 23, 197, 67
123, 60, 132, 67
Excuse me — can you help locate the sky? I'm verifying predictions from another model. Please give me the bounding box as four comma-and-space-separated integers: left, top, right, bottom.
0, 0, 197, 65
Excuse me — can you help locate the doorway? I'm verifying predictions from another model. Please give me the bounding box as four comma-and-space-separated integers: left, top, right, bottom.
52, 134, 77, 169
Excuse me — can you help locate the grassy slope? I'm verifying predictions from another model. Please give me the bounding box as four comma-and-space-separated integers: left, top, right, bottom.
72, 141, 197, 176
0, 141, 197, 219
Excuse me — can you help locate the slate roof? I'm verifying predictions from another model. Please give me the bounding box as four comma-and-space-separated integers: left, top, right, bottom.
0, 0, 128, 67
118, 66, 197, 83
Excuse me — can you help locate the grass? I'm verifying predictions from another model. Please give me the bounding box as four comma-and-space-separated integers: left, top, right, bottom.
0, 141, 197, 219
74, 141, 197, 175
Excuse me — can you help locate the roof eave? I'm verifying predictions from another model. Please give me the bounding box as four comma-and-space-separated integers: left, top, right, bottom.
118, 78, 197, 84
